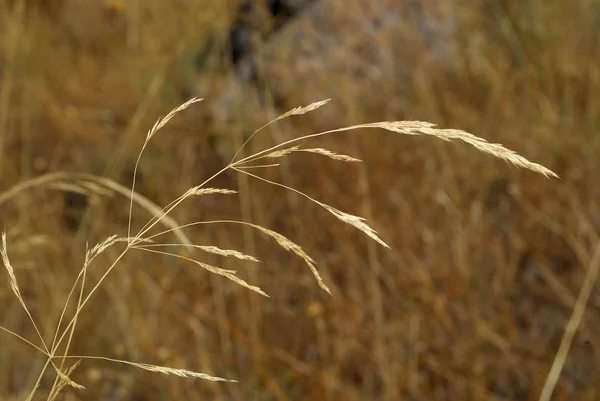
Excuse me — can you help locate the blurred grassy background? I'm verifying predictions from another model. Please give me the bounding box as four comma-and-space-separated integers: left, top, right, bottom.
1, 0, 599, 399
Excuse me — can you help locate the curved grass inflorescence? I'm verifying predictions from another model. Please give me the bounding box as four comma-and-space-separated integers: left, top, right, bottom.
0, 98, 557, 399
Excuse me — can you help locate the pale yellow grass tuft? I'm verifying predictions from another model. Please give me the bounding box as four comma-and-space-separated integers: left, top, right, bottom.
265, 145, 361, 162
47, 361, 84, 401
349, 121, 558, 178
189, 245, 260, 261
235, 163, 281, 170
52, 356, 236, 383
320, 204, 389, 248
135, 243, 260, 262
1, 232, 47, 350
54, 360, 85, 391
132, 246, 268, 297
230, 99, 332, 163
123, 361, 234, 382
238, 109, 559, 179
1, 232, 24, 305
276, 99, 332, 120
184, 187, 237, 196
247, 223, 330, 294
296, 148, 362, 162
146, 97, 204, 141
86, 235, 126, 260
264, 145, 302, 158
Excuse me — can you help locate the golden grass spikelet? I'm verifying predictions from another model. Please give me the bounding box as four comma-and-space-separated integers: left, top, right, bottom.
86, 236, 148, 261
137, 219, 330, 290
264, 145, 302, 158
1, 232, 25, 305
48, 361, 84, 401
251, 225, 315, 264
235, 164, 281, 170
134, 247, 268, 297
146, 97, 203, 141
229, 99, 331, 163
264, 146, 361, 162
51, 356, 236, 383
184, 187, 238, 196
233, 166, 388, 277
86, 235, 121, 260
296, 148, 362, 162
127, 362, 235, 382
136, 243, 260, 262
304, 259, 331, 295
276, 99, 331, 120
194, 245, 259, 262
361, 121, 559, 178
248, 223, 331, 294
321, 204, 390, 248
192, 259, 267, 297
250, 118, 558, 179
50, 178, 114, 198
54, 360, 85, 391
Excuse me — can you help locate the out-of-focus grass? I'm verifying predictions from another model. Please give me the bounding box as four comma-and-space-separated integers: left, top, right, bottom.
0, 0, 599, 400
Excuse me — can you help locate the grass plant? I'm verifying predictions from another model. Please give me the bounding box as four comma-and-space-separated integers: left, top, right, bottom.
1, 97, 556, 399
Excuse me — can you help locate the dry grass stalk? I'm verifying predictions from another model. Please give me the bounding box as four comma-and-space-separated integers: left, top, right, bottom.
47, 361, 84, 401
146, 97, 204, 141
86, 235, 126, 260
238, 117, 559, 179
133, 246, 268, 297
128, 362, 234, 381
233, 167, 388, 279
52, 355, 236, 383
229, 99, 332, 164
53, 360, 85, 391
136, 243, 260, 262
378, 121, 558, 178
0, 326, 45, 354
129, 97, 204, 238
235, 163, 281, 169
1, 232, 25, 306
242, 222, 330, 294
320, 204, 389, 248
0, 172, 193, 248
1, 232, 49, 356
143, 218, 328, 291
275, 99, 332, 120
48, 179, 114, 197
295, 148, 362, 162
47, 182, 97, 196
184, 187, 237, 196
264, 146, 302, 158
539, 243, 600, 401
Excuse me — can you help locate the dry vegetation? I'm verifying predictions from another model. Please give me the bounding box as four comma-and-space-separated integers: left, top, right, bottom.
0, 0, 599, 400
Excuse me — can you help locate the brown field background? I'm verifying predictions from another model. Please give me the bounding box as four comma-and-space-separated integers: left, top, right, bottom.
1, 0, 599, 400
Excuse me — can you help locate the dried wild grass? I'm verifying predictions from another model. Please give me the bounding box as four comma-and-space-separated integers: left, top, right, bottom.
265, 145, 362, 162
0, 98, 557, 399
539, 243, 600, 401
136, 243, 260, 261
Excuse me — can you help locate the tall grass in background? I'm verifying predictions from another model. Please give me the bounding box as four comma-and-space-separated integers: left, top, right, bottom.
1, 97, 556, 399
